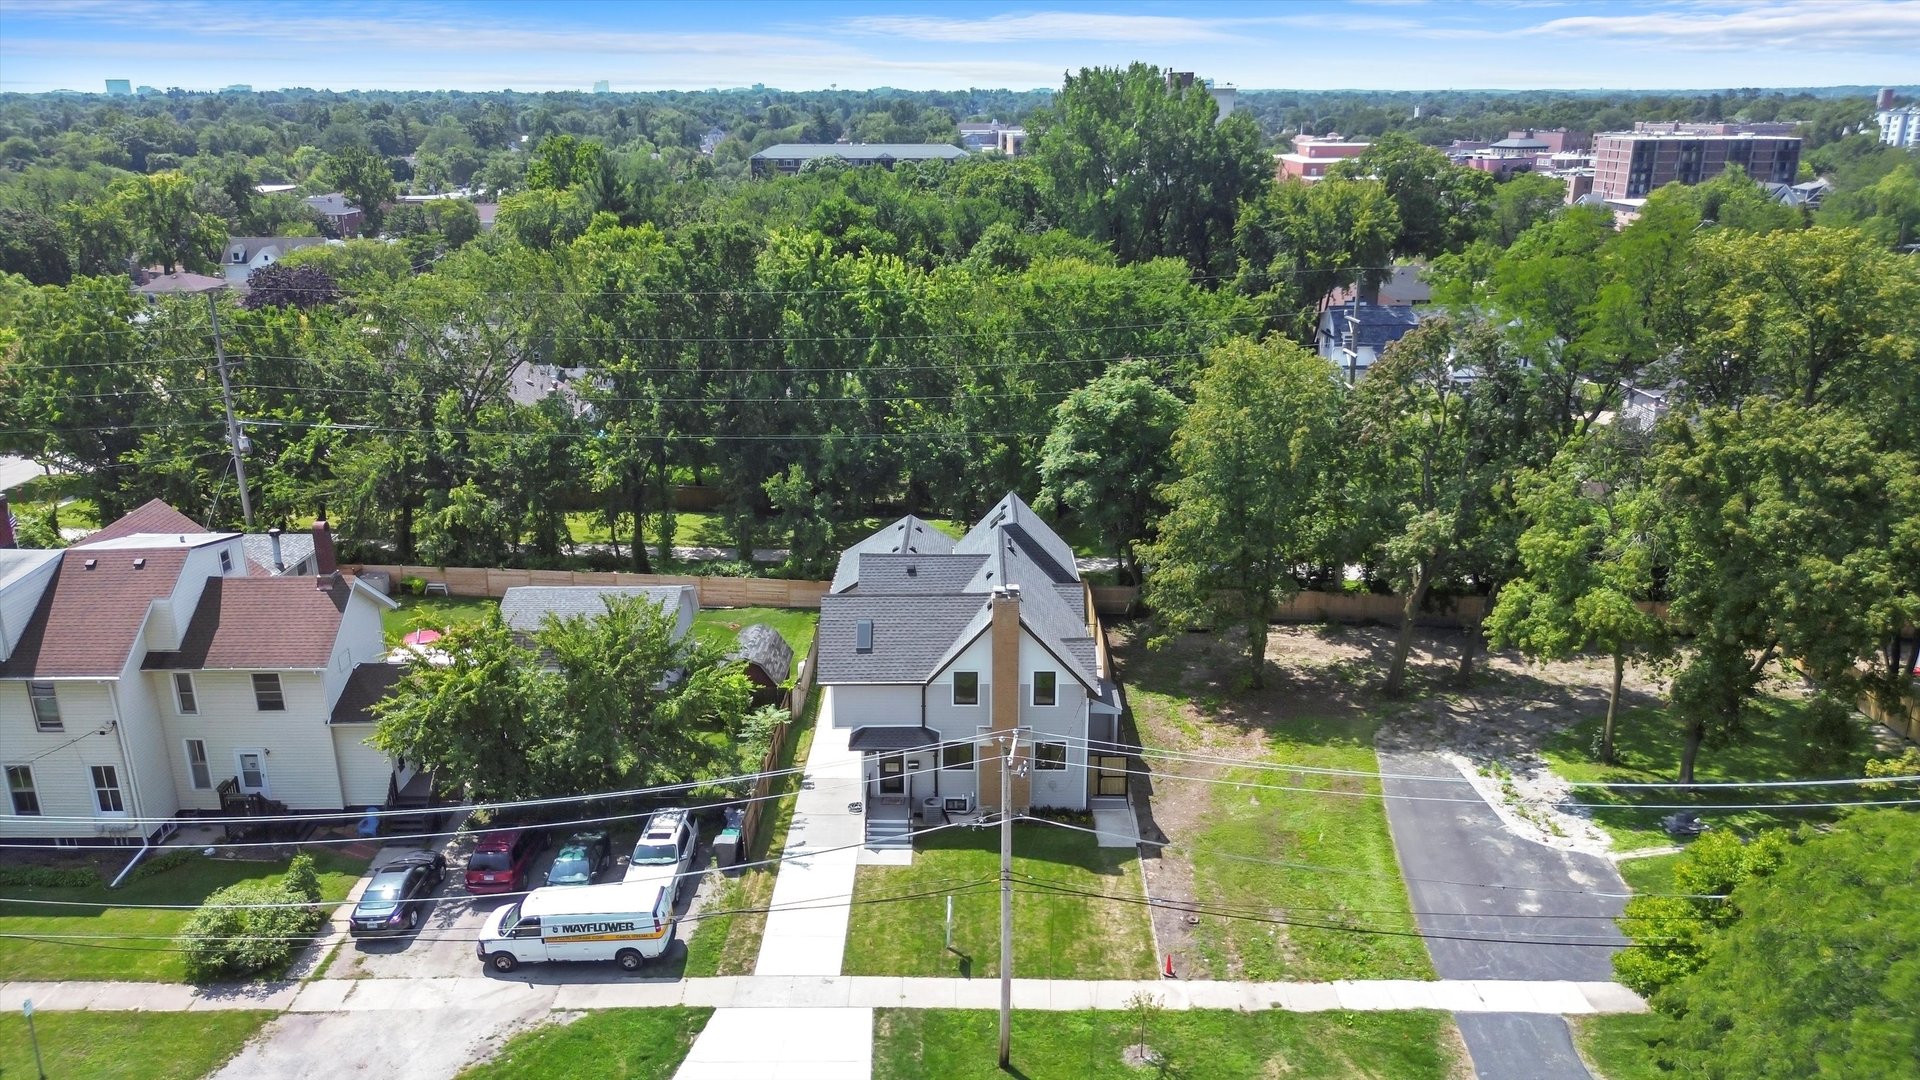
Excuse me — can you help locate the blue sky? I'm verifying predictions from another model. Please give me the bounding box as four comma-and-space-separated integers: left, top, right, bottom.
2, 0, 1916, 94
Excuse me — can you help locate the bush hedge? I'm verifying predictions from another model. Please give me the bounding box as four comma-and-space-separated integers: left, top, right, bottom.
177, 853, 326, 982
0, 863, 99, 888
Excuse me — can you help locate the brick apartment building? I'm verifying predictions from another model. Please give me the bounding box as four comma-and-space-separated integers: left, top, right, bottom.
1274, 134, 1370, 183
1591, 122, 1801, 201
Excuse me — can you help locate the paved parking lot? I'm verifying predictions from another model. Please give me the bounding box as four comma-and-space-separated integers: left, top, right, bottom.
322, 821, 720, 982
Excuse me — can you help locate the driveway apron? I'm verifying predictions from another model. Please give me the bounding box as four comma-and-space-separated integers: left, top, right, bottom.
1379, 749, 1630, 1080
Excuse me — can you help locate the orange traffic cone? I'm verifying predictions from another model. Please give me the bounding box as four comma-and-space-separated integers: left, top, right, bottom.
1162, 953, 1176, 979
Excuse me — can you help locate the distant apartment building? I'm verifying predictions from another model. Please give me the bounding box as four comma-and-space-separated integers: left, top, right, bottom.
1275, 134, 1369, 183
1591, 124, 1801, 201
104, 79, 132, 96
1464, 135, 1551, 178
1163, 71, 1237, 124
959, 121, 1026, 154
1876, 106, 1920, 148
749, 143, 969, 177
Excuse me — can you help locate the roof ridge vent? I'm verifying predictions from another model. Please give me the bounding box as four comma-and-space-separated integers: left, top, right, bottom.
132, 557, 146, 569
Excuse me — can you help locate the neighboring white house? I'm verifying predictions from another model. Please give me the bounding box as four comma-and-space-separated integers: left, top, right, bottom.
223, 236, 328, 285
815, 494, 1125, 848
0, 501, 401, 845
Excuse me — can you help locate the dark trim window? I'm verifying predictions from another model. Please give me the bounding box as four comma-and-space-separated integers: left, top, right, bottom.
941, 741, 974, 772
6, 765, 39, 816
952, 671, 979, 706
252, 673, 285, 711
219, 549, 233, 573
1032, 671, 1057, 707
91, 765, 125, 813
28, 682, 61, 732
174, 672, 198, 715
1034, 741, 1067, 771
185, 739, 211, 790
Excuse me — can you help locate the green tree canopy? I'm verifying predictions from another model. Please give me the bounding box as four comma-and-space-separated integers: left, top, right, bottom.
1037, 358, 1187, 584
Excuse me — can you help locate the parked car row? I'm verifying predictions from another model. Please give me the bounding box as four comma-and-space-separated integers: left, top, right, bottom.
348, 809, 707, 975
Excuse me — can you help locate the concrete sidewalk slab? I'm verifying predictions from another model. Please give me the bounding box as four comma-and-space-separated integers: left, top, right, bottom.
675, 1006, 873, 1080
1580, 981, 1651, 1014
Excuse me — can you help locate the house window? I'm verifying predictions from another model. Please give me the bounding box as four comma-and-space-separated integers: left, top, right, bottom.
252, 673, 285, 711
1034, 741, 1067, 771
185, 739, 211, 790
174, 673, 198, 715
219, 549, 233, 573
28, 682, 61, 732
941, 741, 974, 772
1032, 671, 1057, 707
6, 765, 39, 816
91, 765, 125, 813
952, 671, 979, 706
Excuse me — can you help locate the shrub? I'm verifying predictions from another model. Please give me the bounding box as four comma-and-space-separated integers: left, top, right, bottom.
739, 705, 790, 762
0, 863, 100, 888
1613, 828, 1791, 997
124, 849, 196, 882
1862, 746, 1920, 792
177, 861, 326, 982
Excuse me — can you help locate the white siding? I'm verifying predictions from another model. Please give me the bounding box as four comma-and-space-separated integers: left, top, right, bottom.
332, 724, 392, 807
826, 683, 922, 728
0, 556, 59, 658
0, 679, 135, 839
322, 588, 389, 709
155, 669, 345, 810
116, 625, 180, 823
146, 542, 243, 652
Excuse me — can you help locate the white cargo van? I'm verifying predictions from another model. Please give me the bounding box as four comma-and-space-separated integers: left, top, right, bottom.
475, 880, 674, 973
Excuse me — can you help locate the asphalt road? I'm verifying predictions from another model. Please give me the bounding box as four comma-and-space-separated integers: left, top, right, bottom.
1379, 749, 1630, 1080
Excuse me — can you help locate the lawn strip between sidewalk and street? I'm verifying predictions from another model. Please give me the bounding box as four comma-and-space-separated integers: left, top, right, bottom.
1569, 1013, 1679, 1080
0, 1009, 275, 1080
455, 1006, 713, 1080
872, 1007, 1467, 1080
841, 823, 1157, 980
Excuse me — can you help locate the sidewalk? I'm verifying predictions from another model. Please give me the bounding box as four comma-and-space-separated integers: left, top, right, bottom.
676, 696, 872, 1077
2, 975, 1649, 1016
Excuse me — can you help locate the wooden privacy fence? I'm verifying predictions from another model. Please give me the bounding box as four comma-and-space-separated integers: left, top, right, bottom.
348, 564, 831, 609
736, 637, 820, 857
1088, 586, 1492, 625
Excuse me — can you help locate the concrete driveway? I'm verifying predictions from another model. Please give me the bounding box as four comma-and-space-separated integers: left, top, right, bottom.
1379, 750, 1629, 1080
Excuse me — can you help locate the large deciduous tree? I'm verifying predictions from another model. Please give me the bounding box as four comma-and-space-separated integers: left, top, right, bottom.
1031, 63, 1268, 278
1143, 336, 1342, 687
1329, 133, 1494, 258
1037, 359, 1185, 585
1233, 176, 1399, 340
319, 146, 397, 235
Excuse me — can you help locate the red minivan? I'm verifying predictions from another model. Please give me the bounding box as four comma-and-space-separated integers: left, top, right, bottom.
464, 827, 549, 895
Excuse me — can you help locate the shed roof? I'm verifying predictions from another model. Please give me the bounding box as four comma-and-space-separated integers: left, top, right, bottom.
729, 622, 795, 685
499, 585, 695, 637
329, 662, 402, 724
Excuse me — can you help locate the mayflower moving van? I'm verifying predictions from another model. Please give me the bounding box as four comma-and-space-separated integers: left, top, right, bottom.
476, 880, 675, 973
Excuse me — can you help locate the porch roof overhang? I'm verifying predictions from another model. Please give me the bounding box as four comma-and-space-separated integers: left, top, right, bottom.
849, 725, 942, 752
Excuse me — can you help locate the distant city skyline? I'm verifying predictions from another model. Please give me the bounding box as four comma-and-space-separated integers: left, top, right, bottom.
2, 0, 1917, 95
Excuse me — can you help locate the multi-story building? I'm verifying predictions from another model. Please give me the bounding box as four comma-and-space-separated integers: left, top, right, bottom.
1591, 125, 1801, 201
1876, 106, 1920, 149
1, 501, 405, 845
749, 143, 969, 177
104, 79, 131, 96
1275, 134, 1370, 183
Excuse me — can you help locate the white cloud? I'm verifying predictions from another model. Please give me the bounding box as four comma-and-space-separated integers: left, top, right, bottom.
1519, 0, 1920, 51
839, 11, 1239, 44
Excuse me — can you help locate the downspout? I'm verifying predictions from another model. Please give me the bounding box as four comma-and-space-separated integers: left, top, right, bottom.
105, 686, 155, 888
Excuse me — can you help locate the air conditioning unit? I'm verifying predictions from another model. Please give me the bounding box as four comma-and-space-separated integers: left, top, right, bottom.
943, 795, 974, 814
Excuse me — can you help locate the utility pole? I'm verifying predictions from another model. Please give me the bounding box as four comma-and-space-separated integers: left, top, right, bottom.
998, 727, 1017, 1069
207, 289, 253, 527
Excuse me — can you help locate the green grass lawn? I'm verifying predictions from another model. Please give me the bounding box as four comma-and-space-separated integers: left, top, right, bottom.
1617, 853, 1683, 896
873, 1008, 1465, 1080
1541, 695, 1886, 851
381, 594, 500, 646
0, 1010, 273, 1080
457, 1007, 712, 1080
691, 607, 819, 669
842, 824, 1157, 980
0, 851, 366, 982
682, 689, 819, 978
1570, 1013, 1680, 1080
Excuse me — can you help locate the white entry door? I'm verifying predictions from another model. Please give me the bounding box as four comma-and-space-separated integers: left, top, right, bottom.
235, 750, 269, 795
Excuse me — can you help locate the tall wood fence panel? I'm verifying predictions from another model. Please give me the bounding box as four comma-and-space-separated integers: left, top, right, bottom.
1088, 586, 1491, 626
347, 564, 830, 609
737, 637, 820, 856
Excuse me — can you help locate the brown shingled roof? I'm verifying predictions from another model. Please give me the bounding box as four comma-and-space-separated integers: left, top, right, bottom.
84, 499, 205, 544
0, 549, 190, 678
329, 662, 402, 724
144, 575, 354, 671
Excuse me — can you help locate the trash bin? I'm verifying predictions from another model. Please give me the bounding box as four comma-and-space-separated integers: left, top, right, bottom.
713, 828, 741, 870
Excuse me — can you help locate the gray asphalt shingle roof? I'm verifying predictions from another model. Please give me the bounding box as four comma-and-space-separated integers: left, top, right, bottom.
829, 515, 956, 593
815, 594, 990, 684
752, 143, 969, 162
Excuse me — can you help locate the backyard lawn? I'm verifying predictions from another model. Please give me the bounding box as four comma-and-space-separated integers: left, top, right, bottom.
691, 606, 819, 667
1617, 853, 1683, 896
1541, 694, 1887, 851
1570, 1013, 1679, 1080
0, 1010, 273, 1080
681, 691, 818, 978
457, 1007, 712, 1080
873, 1008, 1465, 1080
0, 850, 367, 982
381, 593, 500, 646
842, 824, 1157, 980
1117, 627, 1435, 982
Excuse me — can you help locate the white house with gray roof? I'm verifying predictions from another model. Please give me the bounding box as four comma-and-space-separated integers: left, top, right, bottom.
817, 494, 1126, 847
